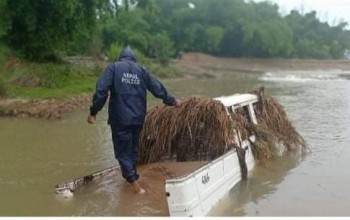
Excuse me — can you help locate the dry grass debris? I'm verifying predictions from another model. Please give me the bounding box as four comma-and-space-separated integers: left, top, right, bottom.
138, 87, 309, 165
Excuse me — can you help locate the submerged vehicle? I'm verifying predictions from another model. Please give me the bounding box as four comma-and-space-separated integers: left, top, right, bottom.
165, 93, 259, 216
55, 93, 259, 216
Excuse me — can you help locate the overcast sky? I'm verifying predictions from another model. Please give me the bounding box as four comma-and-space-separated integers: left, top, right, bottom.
251, 0, 350, 27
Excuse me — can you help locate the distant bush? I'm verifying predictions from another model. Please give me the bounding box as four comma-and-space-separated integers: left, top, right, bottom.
148, 33, 175, 65
0, 74, 6, 97
124, 47, 181, 78
134, 48, 152, 66
106, 43, 123, 62
6, 1, 98, 62
0, 44, 6, 97
106, 44, 181, 78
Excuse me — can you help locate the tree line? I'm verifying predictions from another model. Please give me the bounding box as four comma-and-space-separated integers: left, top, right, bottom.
1, 0, 350, 63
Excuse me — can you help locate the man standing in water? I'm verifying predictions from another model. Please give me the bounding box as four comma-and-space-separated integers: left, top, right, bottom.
87, 47, 180, 194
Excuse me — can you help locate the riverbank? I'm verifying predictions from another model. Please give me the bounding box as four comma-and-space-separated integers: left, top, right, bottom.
178, 53, 350, 78
0, 56, 180, 119
1, 53, 350, 119
0, 93, 91, 120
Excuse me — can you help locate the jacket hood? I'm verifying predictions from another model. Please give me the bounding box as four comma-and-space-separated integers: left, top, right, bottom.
118, 48, 137, 62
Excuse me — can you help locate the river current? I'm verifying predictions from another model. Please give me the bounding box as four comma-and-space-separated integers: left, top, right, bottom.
0, 70, 349, 216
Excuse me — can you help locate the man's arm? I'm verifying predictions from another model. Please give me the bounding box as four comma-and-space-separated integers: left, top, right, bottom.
143, 67, 177, 106
88, 64, 114, 122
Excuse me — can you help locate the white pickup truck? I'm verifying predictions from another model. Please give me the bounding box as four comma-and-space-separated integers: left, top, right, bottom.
165, 93, 259, 216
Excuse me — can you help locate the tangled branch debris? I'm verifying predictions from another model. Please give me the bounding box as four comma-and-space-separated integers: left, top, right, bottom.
138, 87, 309, 165
139, 97, 233, 164
249, 87, 309, 164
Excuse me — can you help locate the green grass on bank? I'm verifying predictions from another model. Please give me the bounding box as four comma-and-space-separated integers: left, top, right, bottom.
0, 61, 101, 99
0, 58, 182, 99
6, 76, 97, 99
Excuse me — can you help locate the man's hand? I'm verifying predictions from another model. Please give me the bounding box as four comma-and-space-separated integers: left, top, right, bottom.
175, 99, 182, 107
87, 115, 96, 124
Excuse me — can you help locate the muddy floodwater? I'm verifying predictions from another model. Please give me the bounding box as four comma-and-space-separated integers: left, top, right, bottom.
0, 70, 350, 216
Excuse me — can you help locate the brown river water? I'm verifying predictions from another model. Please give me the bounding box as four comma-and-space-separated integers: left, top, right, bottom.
0, 70, 350, 216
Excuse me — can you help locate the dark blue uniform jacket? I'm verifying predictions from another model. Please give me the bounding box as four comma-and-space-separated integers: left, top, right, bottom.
89, 49, 176, 126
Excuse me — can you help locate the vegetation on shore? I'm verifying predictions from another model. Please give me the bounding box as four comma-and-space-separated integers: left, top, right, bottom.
0, 0, 349, 114
0, 56, 181, 99
2, 0, 349, 63
2, 60, 101, 99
